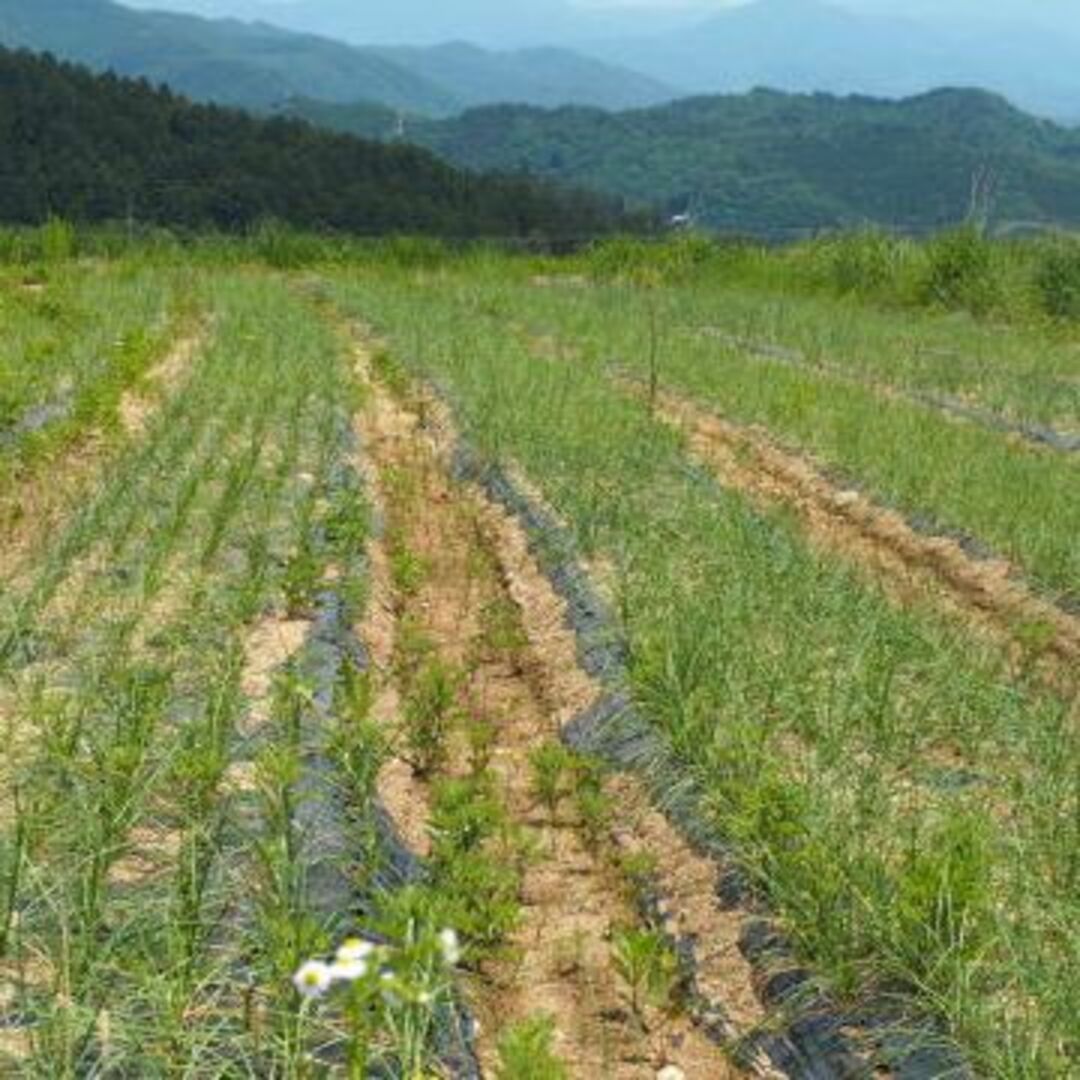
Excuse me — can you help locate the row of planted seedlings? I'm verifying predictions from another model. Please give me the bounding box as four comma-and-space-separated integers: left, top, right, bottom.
340, 332, 744, 1079
442, 263, 1080, 609
597, 271, 1080, 430
0, 260, 197, 487
0, 273, 443, 1075
324, 267, 1080, 1077
565, 237, 1080, 430
0, 267, 581, 1077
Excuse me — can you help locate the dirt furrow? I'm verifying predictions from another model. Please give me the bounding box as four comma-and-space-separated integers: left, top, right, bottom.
648, 382, 1080, 690
350, 339, 773, 1079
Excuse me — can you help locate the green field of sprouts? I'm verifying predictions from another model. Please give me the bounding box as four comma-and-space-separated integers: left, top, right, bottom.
0, 231, 1077, 1078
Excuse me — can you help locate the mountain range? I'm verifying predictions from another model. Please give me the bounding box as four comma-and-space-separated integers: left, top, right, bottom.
113, 0, 1080, 123
286, 88, 1080, 235
0, 0, 675, 113
589, 0, 1080, 124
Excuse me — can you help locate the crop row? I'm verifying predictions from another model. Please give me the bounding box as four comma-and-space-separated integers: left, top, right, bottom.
443, 266, 1079, 609
327, 266, 1080, 1076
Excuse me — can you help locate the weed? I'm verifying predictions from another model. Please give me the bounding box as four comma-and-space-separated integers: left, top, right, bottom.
401, 658, 462, 778
611, 926, 680, 1027
496, 1013, 568, 1080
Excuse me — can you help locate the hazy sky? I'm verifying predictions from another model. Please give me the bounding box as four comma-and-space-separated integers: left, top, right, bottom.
120, 0, 1080, 36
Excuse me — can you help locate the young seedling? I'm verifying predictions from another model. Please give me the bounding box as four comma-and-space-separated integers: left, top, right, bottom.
389, 534, 429, 599
401, 658, 462, 778
495, 1013, 568, 1080
465, 712, 499, 777
528, 742, 577, 825
611, 926, 679, 1031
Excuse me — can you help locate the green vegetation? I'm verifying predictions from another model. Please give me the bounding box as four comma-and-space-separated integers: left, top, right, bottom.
325, 251, 1080, 1075
295, 86, 1080, 235
3, 229, 1079, 1075
0, 260, 190, 479
496, 1014, 568, 1080
491, 241, 1080, 603
0, 47, 647, 238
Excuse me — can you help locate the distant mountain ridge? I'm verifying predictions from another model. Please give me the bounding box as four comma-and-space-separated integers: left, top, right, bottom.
0, 0, 676, 114
116, 0, 1080, 123
367, 42, 674, 113
592, 0, 1080, 123
286, 87, 1080, 236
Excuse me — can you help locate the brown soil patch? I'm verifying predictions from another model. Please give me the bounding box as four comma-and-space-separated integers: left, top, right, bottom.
238, 615, 311, 738
350, 337, 757, 1078
108, 823, 183, 887
645, 383, 1080, 691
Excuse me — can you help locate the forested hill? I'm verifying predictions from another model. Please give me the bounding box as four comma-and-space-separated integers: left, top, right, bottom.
0, 48, 645, 239
289, 88, 1080, 236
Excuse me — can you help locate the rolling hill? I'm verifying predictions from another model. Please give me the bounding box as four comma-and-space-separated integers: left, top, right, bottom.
287, 88, 1080, 236
365, 43, 674, 113
0, 0, 675, 114
0, 46, 644, 238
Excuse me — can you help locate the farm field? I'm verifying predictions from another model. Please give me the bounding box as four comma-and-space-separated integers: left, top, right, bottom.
0, 240, 1077, 1077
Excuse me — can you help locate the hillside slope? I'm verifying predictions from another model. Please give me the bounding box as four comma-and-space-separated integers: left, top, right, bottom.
0, 47, 642, 239
368, 43, 675, 112
0, 0, 451, 111
290, 88, 1080, 235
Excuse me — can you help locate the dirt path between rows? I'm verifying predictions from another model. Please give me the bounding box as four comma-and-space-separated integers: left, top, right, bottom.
645, 381, 1080, 692
350, 339, 774, 1079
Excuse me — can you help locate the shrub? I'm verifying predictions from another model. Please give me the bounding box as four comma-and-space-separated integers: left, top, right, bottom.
920, 226, 1000, 313
1033, 240, 1080, 320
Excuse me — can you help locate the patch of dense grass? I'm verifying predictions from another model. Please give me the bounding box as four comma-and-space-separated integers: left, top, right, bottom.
429, 264, 1080, 607
331, 267, 1080, 1075
0, 259, 195, 487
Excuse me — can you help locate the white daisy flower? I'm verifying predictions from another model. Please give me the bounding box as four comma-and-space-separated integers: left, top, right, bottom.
438, 928, 461, 966
331, 957, 369, 983
336, 938, 377, 964
292, 959, 333, 999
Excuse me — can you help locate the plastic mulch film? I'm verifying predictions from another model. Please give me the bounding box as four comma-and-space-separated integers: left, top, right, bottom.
452, 440, 972, 1080
289, 421, 481, 1079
